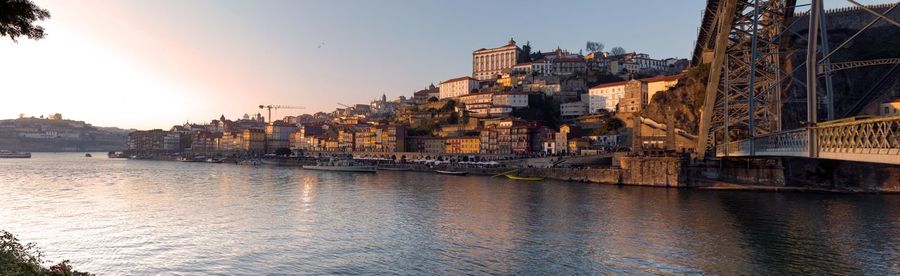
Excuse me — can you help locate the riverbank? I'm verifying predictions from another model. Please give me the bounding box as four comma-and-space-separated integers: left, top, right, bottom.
122, 154, 900, 193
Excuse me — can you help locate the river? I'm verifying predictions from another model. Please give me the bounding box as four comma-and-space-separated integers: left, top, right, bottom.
1, 153, 898, 274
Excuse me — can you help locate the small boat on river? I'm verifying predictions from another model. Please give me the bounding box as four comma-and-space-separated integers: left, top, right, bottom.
435, 170, 468, 176
303, 158, 377, 173
84, 153, 92, 157
206, 157, 225, 163
504, 174, 544, 181
0, 150, 31, 158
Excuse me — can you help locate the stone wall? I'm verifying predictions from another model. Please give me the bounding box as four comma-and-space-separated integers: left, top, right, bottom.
508, 156, 687, 187
782, 158, 900, 192
618, 156, 686, 187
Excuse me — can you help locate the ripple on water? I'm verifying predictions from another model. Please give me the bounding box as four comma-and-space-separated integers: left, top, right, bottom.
1, 153, 898, 275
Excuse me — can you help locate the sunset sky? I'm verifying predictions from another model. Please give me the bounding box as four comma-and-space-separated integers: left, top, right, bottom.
0, 0, 879, 130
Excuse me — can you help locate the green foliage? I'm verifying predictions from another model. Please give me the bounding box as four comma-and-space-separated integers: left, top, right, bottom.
0, 0, 51, 42
610, 46, 626, 56
448, 112, 459, 125
586, 41, 604, 53
0, 230, 91, 275
510, 94, 562, 128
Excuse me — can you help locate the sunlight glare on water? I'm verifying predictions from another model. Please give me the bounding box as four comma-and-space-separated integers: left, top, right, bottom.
1, 153, 898, 274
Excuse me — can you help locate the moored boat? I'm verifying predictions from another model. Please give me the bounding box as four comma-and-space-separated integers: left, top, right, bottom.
435, 170, 468, 176
206, 157, 225, 163
0, 150, 31, 158
85, 153, 92, 157
108, 151, 127, 158
504, 174, 544, 181
179, 156, 207, 162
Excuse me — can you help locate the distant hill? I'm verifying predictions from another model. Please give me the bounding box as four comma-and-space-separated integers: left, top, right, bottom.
0, 117, 127, 152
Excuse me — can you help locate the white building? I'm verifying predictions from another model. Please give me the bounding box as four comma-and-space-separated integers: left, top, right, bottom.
473, 38, 522, 80
512, 60, 552, 76
492, 93, 529, 107
457, 92, 493, 106
560, 95, 589, 117
439, 76, 479, 99
163, 132, 182, 151
587, 81, 628, 113
880, 98, 900, 116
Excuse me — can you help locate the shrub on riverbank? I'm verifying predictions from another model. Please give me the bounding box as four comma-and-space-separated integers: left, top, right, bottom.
0, 230, 90, 276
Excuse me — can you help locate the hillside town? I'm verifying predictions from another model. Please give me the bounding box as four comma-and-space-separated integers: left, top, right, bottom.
125, 38, 697, 160
0, 113, 128, 152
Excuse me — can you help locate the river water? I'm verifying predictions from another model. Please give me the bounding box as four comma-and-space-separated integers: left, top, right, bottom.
1, 153, 898, 274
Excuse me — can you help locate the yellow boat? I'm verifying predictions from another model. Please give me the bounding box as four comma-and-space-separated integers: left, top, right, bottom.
504, 174, 544, 181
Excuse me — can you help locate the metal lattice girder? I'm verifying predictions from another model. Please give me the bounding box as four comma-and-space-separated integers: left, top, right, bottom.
718, 116, 900, 165
698, 0, 792, 154
816, 116, 900, 164
820, 58, 900, 73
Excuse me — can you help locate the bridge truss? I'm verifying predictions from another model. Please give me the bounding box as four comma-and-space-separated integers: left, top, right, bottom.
697, 0, 795, 155
695, 0, 900, 165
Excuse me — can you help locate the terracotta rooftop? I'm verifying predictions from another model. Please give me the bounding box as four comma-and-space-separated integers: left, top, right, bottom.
589, 80, 630, 89
440, 76, 476, 84
639, 73, 684, 83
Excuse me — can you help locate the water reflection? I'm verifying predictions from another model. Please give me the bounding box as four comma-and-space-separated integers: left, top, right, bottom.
0, 153, 897, 274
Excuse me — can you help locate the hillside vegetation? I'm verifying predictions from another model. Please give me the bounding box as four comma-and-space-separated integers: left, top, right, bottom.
641, 64, 709, 134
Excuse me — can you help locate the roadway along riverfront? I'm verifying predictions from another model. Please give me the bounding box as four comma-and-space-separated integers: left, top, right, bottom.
1, 153, 898, 274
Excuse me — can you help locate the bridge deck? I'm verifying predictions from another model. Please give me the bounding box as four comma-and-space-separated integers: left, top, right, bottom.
716, 116, 900, 165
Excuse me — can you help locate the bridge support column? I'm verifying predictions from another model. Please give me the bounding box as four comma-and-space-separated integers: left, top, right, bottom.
807, 0, 821, 125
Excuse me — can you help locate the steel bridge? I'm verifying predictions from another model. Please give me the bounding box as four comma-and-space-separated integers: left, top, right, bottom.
692, 0, 900, 165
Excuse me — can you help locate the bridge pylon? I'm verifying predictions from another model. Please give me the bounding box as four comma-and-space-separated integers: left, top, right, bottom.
697, 0, 796, 157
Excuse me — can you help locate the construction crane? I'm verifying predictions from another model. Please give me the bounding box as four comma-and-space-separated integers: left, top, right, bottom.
258, 105, 305, 124
337, 103, 351, 108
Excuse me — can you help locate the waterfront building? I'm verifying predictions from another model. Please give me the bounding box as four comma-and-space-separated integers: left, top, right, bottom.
218, 132, 244, 152
568, 137, 591, 154
405, 136, 445, 153
445, 136, 481, 154
596, 133, 622, 148
265, 122, 298, 153
163, 132, 183, 152
375, 124, 406, 152
323, 138, 340, 152
241, 129, 265, 154
289, 125, 325, 151
587, 81, 628, 113
473, 38, 523, 80
338, 129, 355, 152
126, 129, 168, 152
480, 119, 538, 154
555, 124, 570, 153
188, 131, 218, 152
353, 126, 377, 152
439, 76, 479, 99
